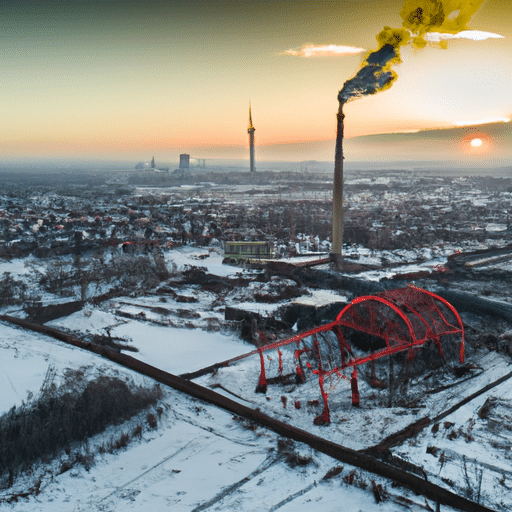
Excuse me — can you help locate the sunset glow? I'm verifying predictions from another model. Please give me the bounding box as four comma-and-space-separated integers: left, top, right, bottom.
0, 0, 511, 162
457, 130, 494, 157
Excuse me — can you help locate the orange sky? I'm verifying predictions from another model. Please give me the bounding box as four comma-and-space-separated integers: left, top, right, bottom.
1, 0, 511, 163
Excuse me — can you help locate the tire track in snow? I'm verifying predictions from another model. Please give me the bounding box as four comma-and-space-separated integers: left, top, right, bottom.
268, 481, 318, 512
172, 409, 259, 448
191, 452, 284, 511
3, 371, 20, 400
91, 436, 203, 509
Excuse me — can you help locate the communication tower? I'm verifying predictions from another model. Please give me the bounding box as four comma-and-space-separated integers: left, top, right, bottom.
248, 103, 256, 173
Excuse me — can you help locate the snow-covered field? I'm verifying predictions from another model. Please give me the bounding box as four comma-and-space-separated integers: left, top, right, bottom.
0, 323, 134, 413
394, 368, 512, 510
0, 320, 457, 512
1, 245, 512, 511
50, 308, 254, 376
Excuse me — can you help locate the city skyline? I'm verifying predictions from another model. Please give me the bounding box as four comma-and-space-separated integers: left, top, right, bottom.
1, 0, 511, 162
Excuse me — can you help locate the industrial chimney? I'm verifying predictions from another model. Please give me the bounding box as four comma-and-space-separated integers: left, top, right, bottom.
331, 103, 345, 269
329, 2, 486, 270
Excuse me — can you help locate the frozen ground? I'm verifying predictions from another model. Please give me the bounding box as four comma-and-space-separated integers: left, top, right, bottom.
50, 307, 254, 376
0, 320, 458, 512
193, 348, 512, 453
164, 246, 239, 278
0, 259, 33, 276
1, 246, 512, 510
394, 373, 512, 511
0, 322, 137, 413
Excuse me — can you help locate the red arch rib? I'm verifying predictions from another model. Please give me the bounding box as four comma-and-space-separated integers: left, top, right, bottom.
336, 295, 419, 346
408, 285, 465, 363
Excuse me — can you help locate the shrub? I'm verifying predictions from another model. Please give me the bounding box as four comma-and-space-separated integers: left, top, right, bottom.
146, 413, 157, 429
40, 250, 172, 299
0, 371, 162, 488
0, 272, 28, 306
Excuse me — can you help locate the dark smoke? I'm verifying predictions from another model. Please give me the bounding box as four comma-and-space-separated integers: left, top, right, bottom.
338, 44, 397, 104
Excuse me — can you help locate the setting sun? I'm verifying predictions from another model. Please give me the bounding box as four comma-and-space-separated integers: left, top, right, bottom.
457, 131, 495, 157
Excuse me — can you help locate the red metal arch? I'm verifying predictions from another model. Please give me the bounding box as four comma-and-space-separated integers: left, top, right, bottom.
336, 295, 418, 346
250, 286, 465, 425
336, 286, 464, 350
409, 286, 465, 363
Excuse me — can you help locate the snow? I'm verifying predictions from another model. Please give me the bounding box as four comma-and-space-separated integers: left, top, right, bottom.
164, 246, 241, 277
109, 322, 251, 375
1, 317, 456, 512
1, 243, 511, 510
50, 309, 254, 375
393, 360, 512, 510
71, 415, 271, 512
0, 257, 33, 276
353, 257, 448, 281
231, 301, 283, 315
485, 223, 507, 232
292, 289, 349, 307
0, 322, 145, 413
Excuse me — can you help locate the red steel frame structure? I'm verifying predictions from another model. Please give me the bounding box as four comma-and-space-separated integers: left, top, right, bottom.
253, 285, 465, 425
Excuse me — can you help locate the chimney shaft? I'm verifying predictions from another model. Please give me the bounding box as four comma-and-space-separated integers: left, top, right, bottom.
331, 103, 344, 269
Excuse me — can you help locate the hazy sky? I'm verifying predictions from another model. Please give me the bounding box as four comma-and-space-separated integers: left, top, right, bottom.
1, 0, 511, 162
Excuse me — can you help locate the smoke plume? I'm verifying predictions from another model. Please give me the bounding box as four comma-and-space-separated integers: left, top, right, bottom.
339, 0, 487, 104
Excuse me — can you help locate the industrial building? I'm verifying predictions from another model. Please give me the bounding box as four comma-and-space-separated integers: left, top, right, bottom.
179, 154, 190, 170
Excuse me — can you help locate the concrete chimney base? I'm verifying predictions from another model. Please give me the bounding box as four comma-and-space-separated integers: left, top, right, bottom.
330, 252, 343, 270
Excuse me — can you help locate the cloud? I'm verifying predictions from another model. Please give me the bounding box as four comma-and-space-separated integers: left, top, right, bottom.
281, 44, 366, 58
454, 117, 510, 127
280, 29, 502, 59
424, 30, 504, 42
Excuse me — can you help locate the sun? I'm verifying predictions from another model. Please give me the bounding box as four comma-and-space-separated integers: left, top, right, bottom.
458, 132, 493, 156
